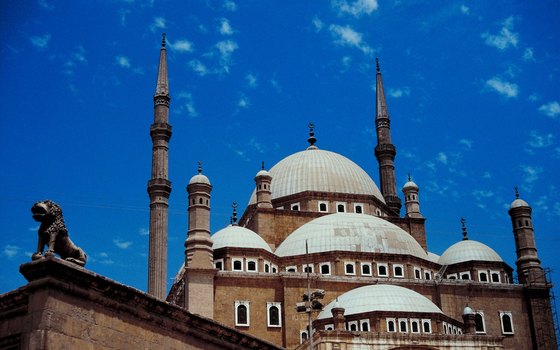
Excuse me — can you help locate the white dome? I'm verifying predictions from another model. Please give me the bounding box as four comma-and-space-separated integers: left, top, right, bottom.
318, 284, 442, 319
188, 173, 211, 185
211, 225, 272, 252
510, 198, 529, 209
249, 148, 384, 204
274, 213, 428, 259
402, 180, 418, 191
427, 252, 440, 263
439, 240, 503, 265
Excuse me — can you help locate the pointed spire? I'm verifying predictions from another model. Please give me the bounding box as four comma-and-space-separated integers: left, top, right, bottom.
375, 57, 389, 126
461, 218, 469, 240
155, 33, 169, 97
261, 161, 265, 170
231, 202, 238, 225
197, 161, 202, 174
408, 173, 411, 182
515, 186, 519, 199
307, 122, 317, 148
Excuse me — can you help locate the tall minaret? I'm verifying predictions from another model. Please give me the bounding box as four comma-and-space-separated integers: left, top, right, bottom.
147, 33, 172, 299
374, 58, 401, 214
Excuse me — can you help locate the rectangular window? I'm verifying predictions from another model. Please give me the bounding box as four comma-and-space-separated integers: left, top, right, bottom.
410, 319, 420, 333
318, 201, 329, 212
421, 319, 431, 333
491, 271, 501, 283
361, 262, 372, 276
414, 267, 422, 279
386, 318, 396, 332
354, 203, 364, 214
460, 271, 471, 280
360, 319, 370, 331
345, 262, 356, 275
393, 264, 404, 278
424, 271, 432, 280
302, 264, 314, 273
214, 259, 224, 271
267, 302, 282, 327
232, 258, 244, 271
246, 259, 258, 272
319, 262, 331, 275
377, 263, 388, 277
478, 271, 489, 282
336, 202, 346, 213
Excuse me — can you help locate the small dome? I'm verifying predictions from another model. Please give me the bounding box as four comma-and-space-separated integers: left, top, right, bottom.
402, 180, 418, 191
255, 169, 271, 178
463, 306, 475, 315
211, 225, 272, 252
439, 240, 503, 265
248, 148, 384, 205
318, 284, 442, 319
274, 213, 428, 259
188, 173, 211, 185
510, 198, 529, 209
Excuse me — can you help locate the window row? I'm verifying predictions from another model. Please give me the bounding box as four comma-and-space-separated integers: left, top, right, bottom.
286, 262, 432, 280
474, 311, 514, 335
235, 301, 282, 327
386, 318, 432, 334
442, 321, 463, 335
446, 270, 505, 283
215, 258, 278, 273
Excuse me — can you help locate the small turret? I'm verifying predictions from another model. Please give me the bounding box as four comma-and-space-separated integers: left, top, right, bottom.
402, 174, 422, 218
255, 161, 273, 209
462, 306, 476, 334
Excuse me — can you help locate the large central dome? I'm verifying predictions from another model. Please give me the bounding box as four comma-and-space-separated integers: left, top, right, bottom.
249, 147, 384, 204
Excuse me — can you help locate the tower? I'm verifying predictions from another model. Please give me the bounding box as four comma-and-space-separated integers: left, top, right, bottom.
184, 163, 216, 318
402, 175, 422, 218
147, 33, 172, 299
374, 58, 402, 215
255, 162, 273, 209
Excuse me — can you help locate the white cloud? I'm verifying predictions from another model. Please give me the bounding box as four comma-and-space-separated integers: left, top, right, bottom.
238, 94, 250, 108
177, 91, 198, 117
312, 17, 324, 32
248, 138, 264, 153
189, 60, 209, 76
113, 239, 133, 249
481, 16, 518, 50
460, 5, 470, 15
523, 47, 535, 62
138, 228, 149, 236
527, 131, 554, 149
219, 18, 234, 35
150, 16, 166, 32
521, 164, 542, 183
485, 77, 518, 98
436, 152, 448, 164
223, 0, 237, 11
538, 101, 560, 119
246, 73, 257, 88
328, 24, 372, 55
38, 0, 54, 10
388, 87, 410, 98
472, 189, 494, 201
528, 93, 539, 102
30, 34, 51, 49
216, 40, 239, 72
2, 245, 20, 259
332, 0, 378, 17
116, 55, 131, 68
270, 78, 281, 93
482, 171, 492, 179
168, 39, 193, 53
459, 138, 473, 149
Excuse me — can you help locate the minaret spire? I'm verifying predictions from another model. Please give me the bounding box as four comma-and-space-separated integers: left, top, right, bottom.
374, 58, 401, 214
147, 33, 173, 299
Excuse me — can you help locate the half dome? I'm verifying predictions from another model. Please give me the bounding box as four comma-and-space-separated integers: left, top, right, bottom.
249, 148, 384, 204
439, 240, 503, 265
211, 225, 272, 252
318, 284, 442, 319
274, 213, 428, 259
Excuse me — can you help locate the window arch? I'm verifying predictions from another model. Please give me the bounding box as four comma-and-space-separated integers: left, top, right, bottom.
475, 312, 485, 333
500, 312, 514, 334
235, 301, 250, 326
267, 302, 282, 327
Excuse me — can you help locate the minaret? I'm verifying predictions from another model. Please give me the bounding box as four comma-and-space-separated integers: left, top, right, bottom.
184, 163, 216, 318
374, 58, 401, 215
508, 188, 545, 284
402, 174, 422, 218
255, 161, 273, 209
147, 33, 172, 299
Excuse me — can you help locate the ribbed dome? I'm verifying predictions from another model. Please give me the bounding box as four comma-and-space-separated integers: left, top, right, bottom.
402, 180, 418, 191
318, 284, 442, 319
439, 240, 503, 265
188, 173, 211, 185
274, 213, 428, 259
211, 225, 272, 252
510, 198, 529, 209
248, 148, 384, 204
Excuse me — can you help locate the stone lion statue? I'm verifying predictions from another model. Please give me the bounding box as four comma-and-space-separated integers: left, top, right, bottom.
31, 199, 87, 266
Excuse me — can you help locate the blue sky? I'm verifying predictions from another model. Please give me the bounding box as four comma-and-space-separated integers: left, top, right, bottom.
1, 1, 559, 297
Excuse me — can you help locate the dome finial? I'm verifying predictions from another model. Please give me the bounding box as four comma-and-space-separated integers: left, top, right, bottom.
161, 33, 166, 48
261, 161, 265, 170
376, 57, 380, 73
308, 122, 317, 147
515, 186, 519, 199
197, 161, 202, 174
461, 217, 468, 240
407, 173, 411, 182
231, 202, 238, 225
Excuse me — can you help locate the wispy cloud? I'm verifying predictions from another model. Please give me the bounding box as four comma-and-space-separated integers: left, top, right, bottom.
436, 152, 448, 164
526, 130, 554, 149
538, 101, 560, 119
472, 189, 494, 201
115, 55, 143, 74
312, 17, 324, 32
520, 164, 542, 192
223, 0, 237, 11
522, 47, 535, 62
189, 59, 209, 76
2, 245, 20, 259
138, 228, 149, 236
332, 0, 378, 17
248, 138, 264, 153
168, 39, 193, 53
246, 73, 257, 88
150, 16, 166, 32
460, 5, 470, 15
216, 40, 239, 73
219, 18, 234, 35
481, 16, 518, 50
177, 91, 198, 117
30, 34, 51, 49
113, 239, 133, 249
238, 93, 250, 108
388, 87, 410, 98
38, 0, 54, 10
328, 24, 372, 55
459, 139, 473, 149
485, 77, 518, 98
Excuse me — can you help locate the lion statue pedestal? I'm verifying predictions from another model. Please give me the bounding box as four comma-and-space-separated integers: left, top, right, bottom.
31, 200, 87, 266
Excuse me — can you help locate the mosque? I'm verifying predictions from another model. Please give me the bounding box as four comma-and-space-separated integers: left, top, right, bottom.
142, 35, 558, 349
0, 35, 557, 349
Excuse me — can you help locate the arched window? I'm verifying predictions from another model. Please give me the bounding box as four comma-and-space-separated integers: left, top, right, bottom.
479, 272, 488, 282
235, 301, 249, 326
355, 205, 363, 214
378, 264, 388, 277
361, 263, 371, 275
247, 260, 257, 272
319, 203, 327, 212
361, 321, 369, 331
349, 322, 357, 331
345, 262, 355, 275
399, 320, 408, 332
320, 263, 330, 275
267, 302, 281, 327
337, 204, 345, 212
422, 320, 431, 333
500, 312, 514, 334
475, 313, 485, 333
233, 260, 243, 271
387, 319, 396, 332
300, 330, 308, 343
